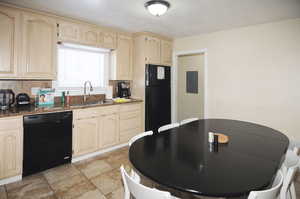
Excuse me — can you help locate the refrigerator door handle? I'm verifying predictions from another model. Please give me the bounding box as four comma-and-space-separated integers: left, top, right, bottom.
146, 68, 149, 86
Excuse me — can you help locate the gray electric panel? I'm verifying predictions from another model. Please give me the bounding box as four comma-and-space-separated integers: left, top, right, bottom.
186, 71, 198, 94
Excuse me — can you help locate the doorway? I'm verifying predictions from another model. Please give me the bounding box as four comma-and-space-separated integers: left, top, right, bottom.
176, 53, 205, 121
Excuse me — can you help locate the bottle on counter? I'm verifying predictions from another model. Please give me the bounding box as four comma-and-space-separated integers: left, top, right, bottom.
66, 91, 70, 106
61, 91, 65, 105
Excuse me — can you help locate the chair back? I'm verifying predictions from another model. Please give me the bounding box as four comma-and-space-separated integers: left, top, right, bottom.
282, 149, 299, 169
120, 166, 172, 199
180, 118, 199, 125
280, 164, 298, 199
158, 123, 180, 133
129, 131, 153, 146
248, 171, 283, 199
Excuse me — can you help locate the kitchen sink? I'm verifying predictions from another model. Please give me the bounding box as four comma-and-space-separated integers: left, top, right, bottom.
70, 99, 114, 108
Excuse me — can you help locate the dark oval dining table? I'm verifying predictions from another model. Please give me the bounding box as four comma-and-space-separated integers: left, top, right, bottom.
129, 119, 289, 198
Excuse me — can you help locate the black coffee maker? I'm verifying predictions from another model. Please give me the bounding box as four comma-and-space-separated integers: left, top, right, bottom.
117, 82, 131, 98
0, 89, 15, 110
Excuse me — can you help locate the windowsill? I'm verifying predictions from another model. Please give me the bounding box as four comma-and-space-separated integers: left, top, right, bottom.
53, 87, 108, 96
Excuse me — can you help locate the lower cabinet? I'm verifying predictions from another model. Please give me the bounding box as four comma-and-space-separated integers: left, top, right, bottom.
0, 117, 23, 180
73, 103, 142, 157
99, 113, 119, 149
119, 104, 142, 143
73, 117, 99, 157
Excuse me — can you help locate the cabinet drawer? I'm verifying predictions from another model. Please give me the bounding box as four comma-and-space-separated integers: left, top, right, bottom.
99, 106, 119, 115
0, 117, 22, 131
120, 111, 141, 133
73, 108, 100, 119
120, 103, 141, 112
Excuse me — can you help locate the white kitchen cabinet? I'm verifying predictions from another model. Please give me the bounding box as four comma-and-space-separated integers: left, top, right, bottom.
20, 12, 57, 79
0, 6, 20, 78
0, 117, 23, 179
99, 112, 119, 148
119, 103, 142, 143
57, 20, 80, 43
80, 25, 101, 47
111, 34, 133, 80
73, 117, 99, 157
145, 36, 161, 65
101, 31, 117, 49
161, 39, 172, 66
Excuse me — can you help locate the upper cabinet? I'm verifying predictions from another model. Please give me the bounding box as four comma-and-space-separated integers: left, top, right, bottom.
57, 21, 80, 43
80, 25, 101, 47
161, 40, 172, 66
145, 36, 161, 65
111, 34, 133, 80
20, 12, 57, 79
101, 31, 117, 49
134, 33, 173, 66
0, 7, 20, 79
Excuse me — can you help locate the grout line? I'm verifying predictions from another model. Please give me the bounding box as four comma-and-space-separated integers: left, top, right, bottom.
40, 174, 58, 199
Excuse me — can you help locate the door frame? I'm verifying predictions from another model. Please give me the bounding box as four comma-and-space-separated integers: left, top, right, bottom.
171, 49, 208, 122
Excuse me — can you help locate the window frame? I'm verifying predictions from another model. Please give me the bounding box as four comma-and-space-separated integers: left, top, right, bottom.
53, 43, 111, 96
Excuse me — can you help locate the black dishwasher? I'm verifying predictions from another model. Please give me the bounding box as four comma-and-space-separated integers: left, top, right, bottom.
23, 111, 72, 177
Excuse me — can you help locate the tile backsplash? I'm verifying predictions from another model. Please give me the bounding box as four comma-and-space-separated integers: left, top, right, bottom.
0, 80, 132, 98
0, 80, 52, 97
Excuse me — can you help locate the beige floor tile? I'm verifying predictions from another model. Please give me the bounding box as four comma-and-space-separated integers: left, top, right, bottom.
50, 174, 95, 199
43, 164, 80, 184
74, 189, 106, 199
6, 176, 55, 199
0, 186, 7, 199
105, 186, 125, 199
75, 159, 113, 179
5, 174, 46, 192
90, 170, 122, 195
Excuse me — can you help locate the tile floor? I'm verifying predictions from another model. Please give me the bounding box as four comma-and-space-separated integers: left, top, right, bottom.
0, 146, 300, 199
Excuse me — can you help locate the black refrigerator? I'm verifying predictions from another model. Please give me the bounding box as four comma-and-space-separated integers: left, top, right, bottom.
145, 64, 171, 132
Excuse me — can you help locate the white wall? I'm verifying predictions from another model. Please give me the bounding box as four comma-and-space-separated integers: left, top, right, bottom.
174, 18, 300, 142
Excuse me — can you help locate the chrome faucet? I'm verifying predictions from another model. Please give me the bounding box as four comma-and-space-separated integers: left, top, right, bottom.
83, 81, 93, 102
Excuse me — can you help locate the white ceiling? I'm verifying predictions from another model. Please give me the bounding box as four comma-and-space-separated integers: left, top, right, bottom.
1, 0, 300, 38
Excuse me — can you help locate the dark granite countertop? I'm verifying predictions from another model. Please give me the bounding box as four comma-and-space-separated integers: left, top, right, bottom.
0, 99, 143, 118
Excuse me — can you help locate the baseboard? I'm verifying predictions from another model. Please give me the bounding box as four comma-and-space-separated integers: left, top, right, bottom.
72, 143, 128, 163
0, 175, 22, 186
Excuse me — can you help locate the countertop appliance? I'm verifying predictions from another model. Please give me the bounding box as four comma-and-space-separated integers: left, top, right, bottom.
117, 81, 131, 98
16, 93, 30, 106
0, 89, 15, 110
23, 111, 73, 177
145, 64, 171, 132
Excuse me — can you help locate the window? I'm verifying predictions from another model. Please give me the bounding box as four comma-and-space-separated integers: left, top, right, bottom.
54, 43, 110, 95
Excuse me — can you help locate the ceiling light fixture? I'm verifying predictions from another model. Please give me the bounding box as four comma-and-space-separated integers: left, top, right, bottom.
145, 0, 170, 16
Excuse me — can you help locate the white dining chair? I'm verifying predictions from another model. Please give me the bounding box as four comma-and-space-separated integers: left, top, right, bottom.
280, 164, 298, 199
158, 123, 180, 133
248, 171, 283, 199
128, 131, 153, 146
280, 148, 299, 199
180, 118, 199, 125
120, 165, 179, 199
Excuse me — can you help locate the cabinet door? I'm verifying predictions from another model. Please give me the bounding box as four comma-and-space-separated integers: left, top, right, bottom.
119, 110, 142, 143
116, 35, 132, 80
161, 40, 172, 66
0, 7, 20, 78
101, 31, 116, 49
99, 113, 119, 148
80, 26, 100, 47
0, 130, 22, 179
145, 36, 161, 65
58, 21, 80, 43
21, 13, 57, 79
73, 118, 99, 157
